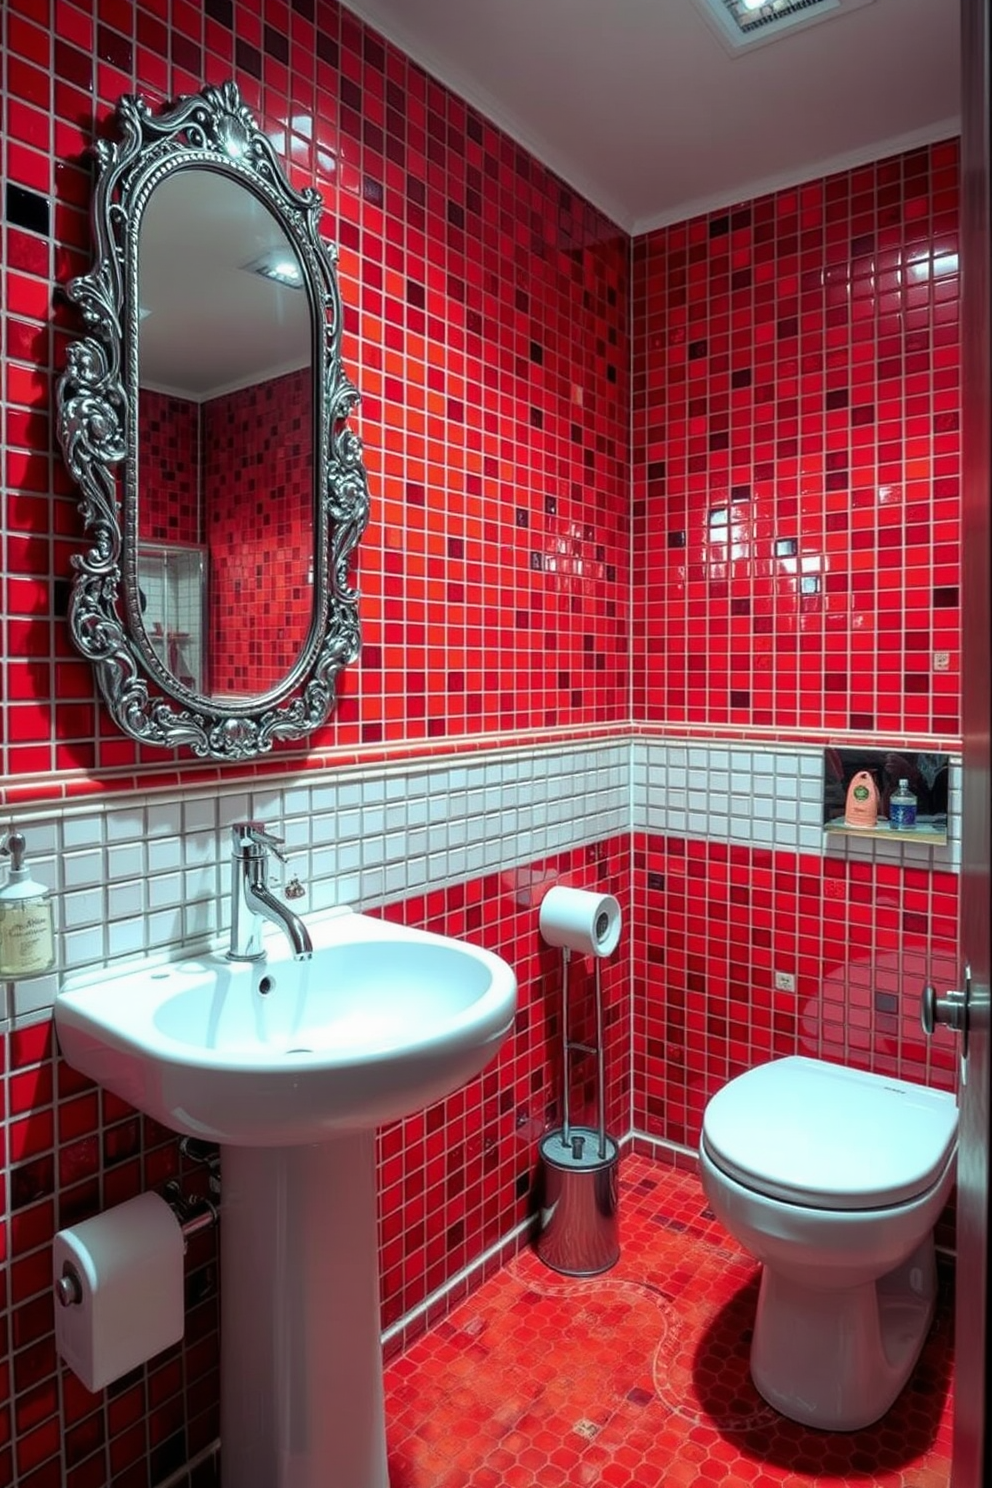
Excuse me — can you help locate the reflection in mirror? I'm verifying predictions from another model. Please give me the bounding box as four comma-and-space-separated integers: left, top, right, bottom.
136, 170, 314, 698
55, 81, 370, 759
137, 543, 206, 693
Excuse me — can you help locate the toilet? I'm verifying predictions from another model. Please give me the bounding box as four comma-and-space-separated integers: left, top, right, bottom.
699, 1055, 957, 1431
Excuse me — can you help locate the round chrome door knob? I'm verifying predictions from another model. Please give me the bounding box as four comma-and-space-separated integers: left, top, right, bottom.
920, 981, 968, 1037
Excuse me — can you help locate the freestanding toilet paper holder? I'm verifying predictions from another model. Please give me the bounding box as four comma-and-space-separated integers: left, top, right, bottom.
536, 887, 621, 1276
559, 942, 609, 1164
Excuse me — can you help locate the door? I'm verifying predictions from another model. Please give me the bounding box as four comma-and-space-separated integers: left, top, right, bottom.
954, 2, 991, 1483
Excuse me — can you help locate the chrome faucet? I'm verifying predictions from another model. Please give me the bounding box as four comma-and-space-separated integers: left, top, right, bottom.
227, 821, 312, 962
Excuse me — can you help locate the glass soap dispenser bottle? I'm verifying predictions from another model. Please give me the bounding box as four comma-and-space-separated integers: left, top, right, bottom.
0, 829, 56, 978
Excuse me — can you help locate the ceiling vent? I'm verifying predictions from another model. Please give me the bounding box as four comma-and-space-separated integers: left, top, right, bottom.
692, 0, 875, 54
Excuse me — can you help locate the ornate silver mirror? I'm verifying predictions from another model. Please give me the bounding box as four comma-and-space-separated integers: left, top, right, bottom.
56, 82, 370, 759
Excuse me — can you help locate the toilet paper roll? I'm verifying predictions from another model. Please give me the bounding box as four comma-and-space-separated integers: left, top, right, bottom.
53, 1191, 185, 1392
539, 886, 622, 958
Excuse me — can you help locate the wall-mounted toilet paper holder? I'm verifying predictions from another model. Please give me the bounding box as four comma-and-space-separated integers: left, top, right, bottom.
55, 1181, 219, 1309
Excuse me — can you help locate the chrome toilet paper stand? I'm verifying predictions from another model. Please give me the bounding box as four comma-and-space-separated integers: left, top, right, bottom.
559, 942, 608, 1161
535, 928, 620, 1276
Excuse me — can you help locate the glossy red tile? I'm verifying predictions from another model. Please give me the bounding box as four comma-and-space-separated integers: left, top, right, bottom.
632, 143, 961, 742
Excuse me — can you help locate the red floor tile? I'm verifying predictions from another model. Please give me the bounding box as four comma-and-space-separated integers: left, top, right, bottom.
385, 1156, 953, 1487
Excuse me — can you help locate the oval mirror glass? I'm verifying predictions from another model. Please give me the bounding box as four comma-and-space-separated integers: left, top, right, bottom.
135, 169, 314, 700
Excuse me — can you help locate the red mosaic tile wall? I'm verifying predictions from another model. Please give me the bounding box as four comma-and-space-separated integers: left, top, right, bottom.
2, 0, 630, 789
631, 830, 960, 1150
0, 840, 627, 1482
632, 142, 961, 742
138, 390, 201, 547
204, 368, 313, 696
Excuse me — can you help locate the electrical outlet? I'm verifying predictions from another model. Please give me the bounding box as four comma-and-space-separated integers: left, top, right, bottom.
774, 971, 795, 993
933, 651, 951, 672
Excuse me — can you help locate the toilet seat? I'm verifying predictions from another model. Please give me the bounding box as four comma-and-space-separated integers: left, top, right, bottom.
702, 1056, 958, 1210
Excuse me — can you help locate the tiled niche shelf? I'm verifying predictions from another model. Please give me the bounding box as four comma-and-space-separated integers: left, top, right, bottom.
823, 747, 951, 847
824, 819, 949, 845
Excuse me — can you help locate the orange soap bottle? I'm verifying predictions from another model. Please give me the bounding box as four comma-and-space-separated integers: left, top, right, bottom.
844, 770, 879, 828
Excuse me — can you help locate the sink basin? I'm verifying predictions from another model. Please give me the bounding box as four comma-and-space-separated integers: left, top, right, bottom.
55, 907, 518, 1145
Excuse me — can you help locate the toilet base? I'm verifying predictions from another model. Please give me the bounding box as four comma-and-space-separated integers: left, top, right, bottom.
750, 1237, 938, 1431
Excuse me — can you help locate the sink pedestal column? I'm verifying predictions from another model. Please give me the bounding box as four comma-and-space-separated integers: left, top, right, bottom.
220, 1133, 388, 1488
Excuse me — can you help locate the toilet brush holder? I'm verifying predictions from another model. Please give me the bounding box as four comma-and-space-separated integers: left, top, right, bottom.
536, 1125, 620, 1276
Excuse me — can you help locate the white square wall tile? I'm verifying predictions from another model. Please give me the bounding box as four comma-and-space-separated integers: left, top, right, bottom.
218, 793, 252, 828
310, 783, 339, 813
11, 821, 58, 855
282, 786, 311, 818
281, 817, 312, 853
62, 850, 106, 889
146, 801, 183, 837
62, 927, 105, 968
148, 872, 184, 909
249, 790, 286, 821
105, 808, 148, 843
147, 838, 182, 874
182, 795, 218, 834
107, 916, 147, 960
108, 882, 144, 919
62, 815, 103, 849
183, 832, 219, 868
147, 908, 184, 946
13, 972, 60, 1019
183, 865, 217, 901
184, 901, 218, 940
63, 889, 106, 929
108, 842, 146, 878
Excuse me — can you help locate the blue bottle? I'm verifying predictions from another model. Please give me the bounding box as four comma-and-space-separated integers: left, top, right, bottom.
889, 778, 917, 830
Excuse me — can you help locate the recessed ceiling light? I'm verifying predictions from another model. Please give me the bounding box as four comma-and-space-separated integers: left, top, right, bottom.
691, 0, 875, 54
244, 249, 304, 289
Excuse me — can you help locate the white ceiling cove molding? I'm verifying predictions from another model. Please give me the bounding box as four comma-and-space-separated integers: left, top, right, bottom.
631, 117, 962, 237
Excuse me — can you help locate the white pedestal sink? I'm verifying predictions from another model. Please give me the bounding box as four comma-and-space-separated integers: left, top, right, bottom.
56, 909, 517, 1488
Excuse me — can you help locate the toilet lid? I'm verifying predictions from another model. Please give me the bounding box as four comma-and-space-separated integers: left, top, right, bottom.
702, 1056, 958, 1210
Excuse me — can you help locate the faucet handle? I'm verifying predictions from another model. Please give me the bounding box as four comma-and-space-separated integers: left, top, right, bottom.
230, 820, 288, 861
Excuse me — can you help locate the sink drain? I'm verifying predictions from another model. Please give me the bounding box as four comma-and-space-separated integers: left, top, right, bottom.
285, 1047, 313, 1055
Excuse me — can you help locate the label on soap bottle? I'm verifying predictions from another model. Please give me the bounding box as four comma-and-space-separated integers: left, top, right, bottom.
0, 898, 56, 978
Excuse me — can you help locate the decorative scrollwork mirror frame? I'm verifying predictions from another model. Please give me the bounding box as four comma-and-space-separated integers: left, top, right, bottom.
55, 81, 370, 760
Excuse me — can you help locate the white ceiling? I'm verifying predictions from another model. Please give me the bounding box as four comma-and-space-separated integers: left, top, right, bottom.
341, 0, 961, 234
